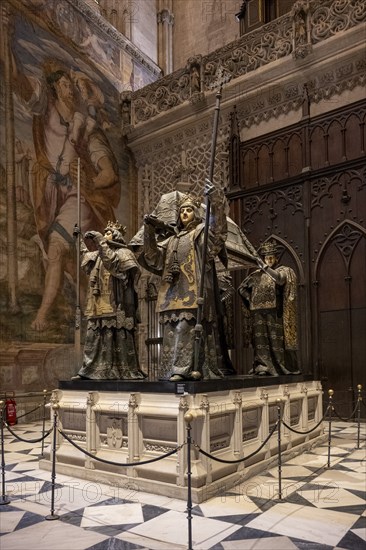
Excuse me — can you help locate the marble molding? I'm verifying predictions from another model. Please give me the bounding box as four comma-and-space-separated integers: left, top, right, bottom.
39, 380, 325, 503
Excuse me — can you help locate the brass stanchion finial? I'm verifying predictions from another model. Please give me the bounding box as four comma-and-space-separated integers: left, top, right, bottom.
328, 389, 334, 397
184, 412, 194, 425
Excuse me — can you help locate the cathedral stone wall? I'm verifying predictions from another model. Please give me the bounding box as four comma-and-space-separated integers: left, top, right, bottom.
172, 0, 240, 70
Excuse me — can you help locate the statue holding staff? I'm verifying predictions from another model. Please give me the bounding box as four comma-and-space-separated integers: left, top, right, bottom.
142, 181, 230, 381
72, 222, 147, 380
238, 240, 301, 376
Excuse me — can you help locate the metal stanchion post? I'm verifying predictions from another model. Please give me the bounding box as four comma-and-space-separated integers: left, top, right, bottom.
327, 389, 333, 468
45, 402, 60, 521
356, 384, 362, 450
40, 389, 48, 458
0, 402, 10, 505
276, 399, 282, 500
184, 412, 194, 550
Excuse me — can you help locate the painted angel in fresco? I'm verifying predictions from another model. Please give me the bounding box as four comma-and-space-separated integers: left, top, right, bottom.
11, 54, 120, 331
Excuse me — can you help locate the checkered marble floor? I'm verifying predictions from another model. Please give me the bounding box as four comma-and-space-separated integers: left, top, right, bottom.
0, 421, 365, 549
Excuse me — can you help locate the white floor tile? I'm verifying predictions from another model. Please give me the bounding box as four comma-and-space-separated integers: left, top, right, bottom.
6, 479, 45, 499
11, 461, 40, 472
246, 503, 357, 546
0, 520, 108, 550
34, 486, 110, 513
4, 452, 40, 464
81, 502, 144, 527
311, 469, 366, 491
267, 465, 314, 479
231, 475, 301, 500
0, 511, 25, 533
121, 509, 240, 549
199, 494, 261, 517
341, 460, 366, 473
300, 487, 365, 508
222, 535, 299, 549
2, 441, 37, 452
351, 527, 366, 541
117, 531, 186, 550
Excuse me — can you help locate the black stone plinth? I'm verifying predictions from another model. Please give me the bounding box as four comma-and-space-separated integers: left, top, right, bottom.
58, 374, 313, 394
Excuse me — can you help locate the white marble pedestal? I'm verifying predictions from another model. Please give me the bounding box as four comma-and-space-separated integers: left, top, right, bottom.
39, 377, 325, 503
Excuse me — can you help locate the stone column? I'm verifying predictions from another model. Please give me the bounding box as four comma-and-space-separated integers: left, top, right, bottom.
157, 1, 174, 75
177, 395, 190, 486
232, 391, 243, 464
86, 391, 99, 469
260, 389, 270, 459
128, 393, 140, 475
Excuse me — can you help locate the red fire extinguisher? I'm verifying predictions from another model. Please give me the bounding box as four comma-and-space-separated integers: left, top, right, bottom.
5, 397, 17, 426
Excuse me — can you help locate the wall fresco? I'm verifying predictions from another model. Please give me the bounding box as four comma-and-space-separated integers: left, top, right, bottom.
0, 1, 157, 353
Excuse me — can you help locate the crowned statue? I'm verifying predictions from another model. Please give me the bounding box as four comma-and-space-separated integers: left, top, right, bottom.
72, 221, 147, 380
141, 182, 234, 381
239, 239, 300, 376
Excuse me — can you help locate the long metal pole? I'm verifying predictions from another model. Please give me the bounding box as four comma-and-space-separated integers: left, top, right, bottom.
74, 158, 81, 371
45, 403, 60, 520
277, 399, 283, 500
40, 389, 48, 457
356, 384, 362, 449
193, 87, 223, 375
0, 402, 10, 505
327, 389, 333, 468
184, 412, 193, 550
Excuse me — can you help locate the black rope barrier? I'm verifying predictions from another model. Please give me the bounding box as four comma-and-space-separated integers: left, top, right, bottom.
59, 428, 183, 467
16, 404, 43, 421
331, 400, 360, 422
4, 422, 53, 444
195, 420, 279, 464
282, 404, 331, 435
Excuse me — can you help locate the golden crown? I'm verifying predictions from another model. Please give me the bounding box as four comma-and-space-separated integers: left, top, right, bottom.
178, 194, 201, 209
106, 220, 126, 235
259, 239, 278, 256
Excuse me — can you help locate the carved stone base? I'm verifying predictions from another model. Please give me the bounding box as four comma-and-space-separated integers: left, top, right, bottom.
40, 378, 324, 503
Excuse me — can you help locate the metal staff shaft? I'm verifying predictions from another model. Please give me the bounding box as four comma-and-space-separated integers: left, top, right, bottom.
0, 402, 10, 505
74, 158, 81, 370
45, 404, 60, 520
193, 86, 223, 375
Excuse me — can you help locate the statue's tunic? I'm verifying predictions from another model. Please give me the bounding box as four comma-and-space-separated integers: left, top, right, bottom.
239, 266, 299, 376
143, 188, 229, 380
77, 239, 146, 380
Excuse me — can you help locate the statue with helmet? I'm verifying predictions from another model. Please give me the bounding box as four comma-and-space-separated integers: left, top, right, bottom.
141, 181, 234, 382
71, 221, 147, 380
238, 239, 301, 377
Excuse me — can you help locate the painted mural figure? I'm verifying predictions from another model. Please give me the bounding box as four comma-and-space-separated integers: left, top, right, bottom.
238, 240, 301, 376
72, 222, 146, 380
11, 56, 120, 330
142, 182, 231, 381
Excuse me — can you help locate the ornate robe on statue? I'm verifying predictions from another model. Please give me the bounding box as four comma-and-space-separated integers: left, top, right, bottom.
239, 266, 300, 376
77, 238, 146, 380
143, 189, 230, 380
